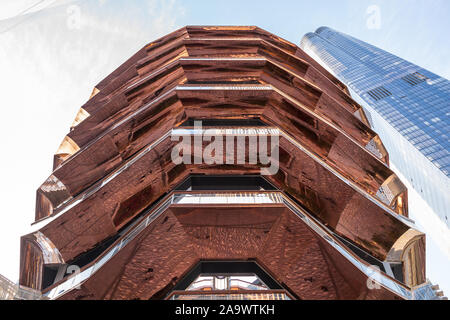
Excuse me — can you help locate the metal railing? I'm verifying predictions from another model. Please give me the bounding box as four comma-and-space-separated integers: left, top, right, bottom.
43, 191, 423, 300
168, 290, 292, 300
34, 124, 412, 230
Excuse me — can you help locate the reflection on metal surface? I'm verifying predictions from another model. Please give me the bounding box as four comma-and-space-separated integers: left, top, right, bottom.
33, 232, 64, 265
186, 275, 269, 292
54, 136, 80, 167
169, 291, 291, 300
172, 192, 283, 205
43, 191, 421, 300
386, 228, 426, 287
35, 59, 404, 220
70, 107, 90, 129
20, 231, 65, 291
35, 127, 410, 228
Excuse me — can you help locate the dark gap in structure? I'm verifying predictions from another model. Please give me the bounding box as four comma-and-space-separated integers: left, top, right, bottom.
180, 118, 267, 127
172, 260, 284, 291
175, 174, 277, 191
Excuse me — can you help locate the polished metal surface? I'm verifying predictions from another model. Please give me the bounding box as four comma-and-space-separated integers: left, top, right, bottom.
20, 26, 428, 300
44, 191, 415, 300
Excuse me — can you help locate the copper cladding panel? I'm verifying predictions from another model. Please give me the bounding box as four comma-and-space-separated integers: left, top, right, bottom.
34, 26, 400, 224
55, 206, 402, 300
38, 134, 407, 262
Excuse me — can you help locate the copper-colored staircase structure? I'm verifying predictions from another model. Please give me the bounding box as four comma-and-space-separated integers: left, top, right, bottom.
20, 26, 429, 300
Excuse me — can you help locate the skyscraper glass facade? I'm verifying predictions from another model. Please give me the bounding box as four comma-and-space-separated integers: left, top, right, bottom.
300, 27, 450, 229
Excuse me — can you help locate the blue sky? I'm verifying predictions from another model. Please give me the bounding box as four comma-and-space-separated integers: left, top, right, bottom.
178, 0, 450, 79
91, 0, 450, 78
0, 0, 448, 295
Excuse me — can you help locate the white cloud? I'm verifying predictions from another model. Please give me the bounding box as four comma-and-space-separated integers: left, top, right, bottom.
0, 0, 61, 21
0, 0, 185, 283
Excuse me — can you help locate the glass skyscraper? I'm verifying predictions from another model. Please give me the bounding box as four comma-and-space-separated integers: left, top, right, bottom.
300, 27, 450, 234
300, 29, 450, 298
